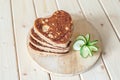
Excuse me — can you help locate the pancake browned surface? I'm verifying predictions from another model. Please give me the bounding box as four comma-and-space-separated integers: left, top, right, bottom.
34, 10, 73, 48
28, 10, 73, 56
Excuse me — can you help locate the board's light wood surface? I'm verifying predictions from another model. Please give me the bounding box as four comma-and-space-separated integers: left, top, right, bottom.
1, 0, 120, 80
28, 19, 102, 75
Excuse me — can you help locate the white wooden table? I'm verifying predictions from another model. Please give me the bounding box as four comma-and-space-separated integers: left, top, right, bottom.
0, 0, 120, 80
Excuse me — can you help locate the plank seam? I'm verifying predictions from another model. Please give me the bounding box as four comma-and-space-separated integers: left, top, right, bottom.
9, 0, 20, 80
55, 0, 60, 10
32, 0, 37, 18
101, 56, 112, 80
76, 0, 111, 79
54, 0, 58, 10
49, 74, 52, 80
76, 0, 86, 20
98, 0, 120, 42
79, 74, 82, 80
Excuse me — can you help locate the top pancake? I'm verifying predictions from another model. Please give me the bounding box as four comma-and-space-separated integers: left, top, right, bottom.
34, 10, 73, 44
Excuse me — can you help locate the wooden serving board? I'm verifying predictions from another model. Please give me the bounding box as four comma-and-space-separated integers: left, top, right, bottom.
27, 19, 102, 76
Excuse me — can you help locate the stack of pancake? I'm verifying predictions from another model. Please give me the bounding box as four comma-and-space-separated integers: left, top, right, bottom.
27, 10, 73, 56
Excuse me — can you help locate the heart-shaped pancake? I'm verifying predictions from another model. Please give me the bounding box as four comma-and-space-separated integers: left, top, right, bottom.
33, 10, 73, 47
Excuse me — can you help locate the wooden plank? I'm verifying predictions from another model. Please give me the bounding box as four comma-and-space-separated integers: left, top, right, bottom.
0, 0, 19, 80
80, 59, 110, 80
56, 0, 110, 80
33, 0, 57, 17
33, 0, 81, 79
78, 0, 120, 80
99, 0, 120, 39
51, 74, 80, 80
11, 0, 50, 80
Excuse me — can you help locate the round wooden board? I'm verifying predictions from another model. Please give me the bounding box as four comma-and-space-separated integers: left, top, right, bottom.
27, 19, 102, 76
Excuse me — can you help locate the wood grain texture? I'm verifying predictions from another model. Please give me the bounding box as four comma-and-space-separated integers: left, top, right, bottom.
0, 0, 19, 80
1, 0, 119, 79
33, 0, 57, 17
99, 0, 120, 39
56, 0, 110, 80
51, 75, 80, 80
10, 0, 50, 80
78, 0, 120, 80
98, 0, 120, 79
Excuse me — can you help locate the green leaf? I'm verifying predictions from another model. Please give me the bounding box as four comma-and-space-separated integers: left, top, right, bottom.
88, 46, 98, 52
88, 40, 98, 46
85, 34, 90, 42
80, 45, 92, 58
76, 35, 87, 44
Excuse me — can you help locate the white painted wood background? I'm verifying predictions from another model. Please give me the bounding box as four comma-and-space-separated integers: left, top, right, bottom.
0, 0, 120, 80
